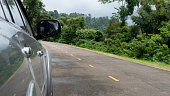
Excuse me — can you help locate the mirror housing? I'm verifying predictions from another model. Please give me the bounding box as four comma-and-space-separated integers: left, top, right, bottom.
36, 20, 61, 39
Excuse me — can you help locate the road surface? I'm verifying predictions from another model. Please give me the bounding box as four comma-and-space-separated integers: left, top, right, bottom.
42, 41, 170, 96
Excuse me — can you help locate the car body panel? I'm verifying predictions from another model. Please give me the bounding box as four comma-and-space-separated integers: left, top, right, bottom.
0, 0, 55, 95
0, 16, 47, 96
0, 18, 35, 96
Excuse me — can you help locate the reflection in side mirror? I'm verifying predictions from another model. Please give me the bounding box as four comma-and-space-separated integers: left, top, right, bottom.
37, 20, 61, 39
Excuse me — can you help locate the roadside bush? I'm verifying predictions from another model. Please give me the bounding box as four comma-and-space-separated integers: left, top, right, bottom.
153, 44, 170, 64
76, 29, 103, 42
44, 16, 170, 65
104, 38, 120, 54
118, 34, 170, 64
128, 39, 146, 58
76, 39, 107, 52
159, 21, 170, 47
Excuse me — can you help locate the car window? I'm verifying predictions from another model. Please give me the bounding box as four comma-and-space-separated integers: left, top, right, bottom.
14, 0, 33, 36
1, 0, 12, 22
6, 0, 25, 29
0, 1, 5, 19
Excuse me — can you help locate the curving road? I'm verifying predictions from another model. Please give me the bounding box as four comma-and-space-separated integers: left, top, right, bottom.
42, 41, 170, 96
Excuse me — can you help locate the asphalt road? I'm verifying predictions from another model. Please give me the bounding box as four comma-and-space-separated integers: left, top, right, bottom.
42, 41, 170, 96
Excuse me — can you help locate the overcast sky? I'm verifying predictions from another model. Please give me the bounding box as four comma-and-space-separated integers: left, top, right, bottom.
41, 0, 121, 17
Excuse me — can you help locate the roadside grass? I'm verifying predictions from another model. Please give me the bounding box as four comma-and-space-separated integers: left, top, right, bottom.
59, 42, 170, 71
113, 55, 170, 70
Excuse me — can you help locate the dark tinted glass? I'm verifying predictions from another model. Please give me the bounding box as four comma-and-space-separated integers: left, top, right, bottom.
0, 1, 5, 19
15, 0, 33, 36
1, 0, 12, 22
6, 0, 25, 29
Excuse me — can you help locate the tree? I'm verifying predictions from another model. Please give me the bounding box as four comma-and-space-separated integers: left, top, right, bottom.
85, 14, 109, 33
54, 10, 59, 18
106, 17, 121, 37
114, 6, 128, 26
131, 0, 170, 34
59, 16, 86, 44
23, 0, 50, 32
99, 0, 136, 26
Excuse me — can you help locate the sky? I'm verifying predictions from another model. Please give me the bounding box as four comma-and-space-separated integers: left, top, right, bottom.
41, 0, 121, 17
41, 0, 134, 25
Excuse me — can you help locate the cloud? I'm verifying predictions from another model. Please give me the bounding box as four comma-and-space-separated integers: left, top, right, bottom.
41, 0, 120, 17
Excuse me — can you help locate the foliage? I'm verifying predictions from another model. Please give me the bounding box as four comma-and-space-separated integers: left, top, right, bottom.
85, 14, 109, 33
43, 0, 170, 64
76, 29, 103, 42
121, 34, 170, 64
99, 0, 137, 26
76, 39, 107, 52
23, 0, 51, 32
106, 17, 121, 37
159, 21, 170, 47
132, 0, 170, 34
114, 5, 129, 26
46, 14, 169, 64
48, 11, 109, 33
58, 16, 86, 44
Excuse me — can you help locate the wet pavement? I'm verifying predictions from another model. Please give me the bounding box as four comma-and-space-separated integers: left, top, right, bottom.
42, 41, 170, 96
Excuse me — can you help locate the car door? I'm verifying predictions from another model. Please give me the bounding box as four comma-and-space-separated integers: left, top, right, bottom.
0, 0, 47, 96
7, 0, 48, 94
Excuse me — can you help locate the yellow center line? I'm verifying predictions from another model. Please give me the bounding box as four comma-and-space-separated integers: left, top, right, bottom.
89, 65, 95, 68
108, 76, 119, 82
22, 80, 25, 84
77, 58, 81, 60
13, 93, 16, 96
69, 53, 81, 60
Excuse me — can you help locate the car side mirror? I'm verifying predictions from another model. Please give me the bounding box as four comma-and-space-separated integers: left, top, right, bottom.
36, 20, 61, 39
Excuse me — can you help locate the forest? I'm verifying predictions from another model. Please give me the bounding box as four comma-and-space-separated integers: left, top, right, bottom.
47, 11, 109, 33
23, 0, 170, 64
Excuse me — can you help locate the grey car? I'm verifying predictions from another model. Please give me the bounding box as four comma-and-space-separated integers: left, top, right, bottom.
0, 0, 61, 96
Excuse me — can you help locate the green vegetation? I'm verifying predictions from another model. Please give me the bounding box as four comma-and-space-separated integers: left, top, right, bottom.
24, 0, 170, 65
64, 44, 170, 70
23, 0, 51, 32
48, 11, 109, 33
